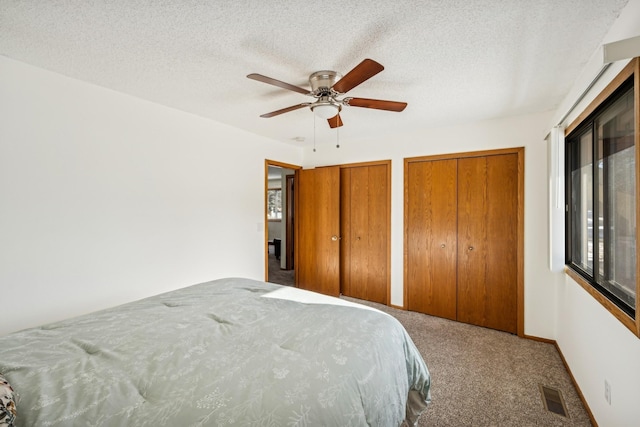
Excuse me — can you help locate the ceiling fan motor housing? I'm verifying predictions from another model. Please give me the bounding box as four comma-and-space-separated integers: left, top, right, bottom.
309, 70, 342, 97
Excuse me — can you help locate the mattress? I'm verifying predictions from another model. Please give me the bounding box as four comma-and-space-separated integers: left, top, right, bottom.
0, 277, 430, 426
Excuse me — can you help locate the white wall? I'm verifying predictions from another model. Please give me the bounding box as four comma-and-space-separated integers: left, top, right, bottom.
548, 0, 640, 425
0, 56, 302, 336
302, 110, 556, 339
557, 278, 640, 426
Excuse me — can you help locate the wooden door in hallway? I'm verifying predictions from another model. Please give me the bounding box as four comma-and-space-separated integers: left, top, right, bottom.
295, 166, 341, 297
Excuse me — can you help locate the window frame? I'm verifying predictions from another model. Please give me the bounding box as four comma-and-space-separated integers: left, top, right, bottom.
564, 57, 640, 337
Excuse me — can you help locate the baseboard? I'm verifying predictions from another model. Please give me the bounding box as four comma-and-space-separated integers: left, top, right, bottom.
523, 334, 555, 344
524, 334, 598, 427
389, 303, 405, 310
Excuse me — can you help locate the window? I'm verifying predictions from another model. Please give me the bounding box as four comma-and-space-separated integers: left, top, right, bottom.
267, 188, 282, 220
565, 58, 639, 335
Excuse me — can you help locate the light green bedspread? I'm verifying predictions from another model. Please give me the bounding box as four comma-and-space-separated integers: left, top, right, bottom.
0, 278, 430, 426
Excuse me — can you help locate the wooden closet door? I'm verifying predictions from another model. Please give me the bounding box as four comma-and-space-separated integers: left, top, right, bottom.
296, 166, 341, 297
405, 159, 458, 320
457, 154, 518, 333
340, 164, 389, 304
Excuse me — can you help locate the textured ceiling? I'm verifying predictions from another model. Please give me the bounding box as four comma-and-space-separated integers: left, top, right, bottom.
0, 0, 630, 146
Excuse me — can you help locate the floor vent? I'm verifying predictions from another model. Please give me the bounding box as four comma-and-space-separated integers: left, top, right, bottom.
539, 384, 569, 418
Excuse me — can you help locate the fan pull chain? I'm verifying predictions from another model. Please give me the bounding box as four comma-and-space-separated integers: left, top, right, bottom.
336, 122, 340, 148
313, 115, 317, 152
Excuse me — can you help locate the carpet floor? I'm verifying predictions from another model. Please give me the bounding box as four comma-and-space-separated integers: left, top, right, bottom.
342, 296, 592, 427
267, 250, 294, 287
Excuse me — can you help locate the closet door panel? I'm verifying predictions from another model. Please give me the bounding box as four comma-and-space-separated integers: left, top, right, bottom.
296, 166, 341, 297
457, 157, 488, 325
406, 159, 458, 319
367, 164, 389, 303
457, 154, 517, 333
340, 168, 353, 297
348, 167, 369, 299
485, 154, 518, 333
341, 165, 388, 304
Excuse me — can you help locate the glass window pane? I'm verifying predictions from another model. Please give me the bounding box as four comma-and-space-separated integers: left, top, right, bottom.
596, 88, 636, 310
570, 130, 594, 274
267, 189, 282, 220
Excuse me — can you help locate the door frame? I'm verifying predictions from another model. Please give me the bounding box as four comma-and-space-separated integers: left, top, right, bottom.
285, 174, 295, 269
403, 147, 525, 336
265, 160, 301, 283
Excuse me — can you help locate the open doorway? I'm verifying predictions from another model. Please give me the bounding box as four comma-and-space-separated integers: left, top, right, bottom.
265, 160, 300, 286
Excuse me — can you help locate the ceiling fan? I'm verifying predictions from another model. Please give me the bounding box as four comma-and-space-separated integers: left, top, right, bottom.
247, 59, 407, 128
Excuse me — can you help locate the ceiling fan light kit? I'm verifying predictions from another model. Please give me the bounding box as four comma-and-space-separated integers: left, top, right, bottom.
311, 103, 340, 119
247, 59, 407, 129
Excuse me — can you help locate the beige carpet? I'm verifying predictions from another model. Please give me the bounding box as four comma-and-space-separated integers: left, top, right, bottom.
342, 297, 592, 427
267, 249, 294, 287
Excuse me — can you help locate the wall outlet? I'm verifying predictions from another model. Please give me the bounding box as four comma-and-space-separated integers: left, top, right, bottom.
604, 380, 611, 405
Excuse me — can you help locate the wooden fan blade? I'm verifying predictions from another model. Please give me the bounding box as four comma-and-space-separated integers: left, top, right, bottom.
331, 59, 384, 94
345, 97, 407, 112
260, 103, 310, 118
247, 73, 310, 95
327, 114, 343, 128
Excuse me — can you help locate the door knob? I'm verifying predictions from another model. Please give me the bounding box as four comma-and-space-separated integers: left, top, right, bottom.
331, 235, 339, 241
440, 244, 445, 248
468, 246, 474, 251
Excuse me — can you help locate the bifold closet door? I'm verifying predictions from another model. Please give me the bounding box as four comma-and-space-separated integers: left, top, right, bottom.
457, 154, 518, 333
340, 164, 389, 304
405, 159, 458, 320
296, 166, 341, 297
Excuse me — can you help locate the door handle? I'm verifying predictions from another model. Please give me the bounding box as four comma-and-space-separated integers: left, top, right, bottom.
331, 235, 341, 241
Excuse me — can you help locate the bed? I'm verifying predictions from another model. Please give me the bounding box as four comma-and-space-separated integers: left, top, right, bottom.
0, 277, 430, 426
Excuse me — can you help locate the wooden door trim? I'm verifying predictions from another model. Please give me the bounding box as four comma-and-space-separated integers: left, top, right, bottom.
264, 160, 301, 283
406, 147, 522, 163
516, 148, 525, 337
285, 174, 295, 269
403, 147, 525, 337
337, 159, 392, 169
